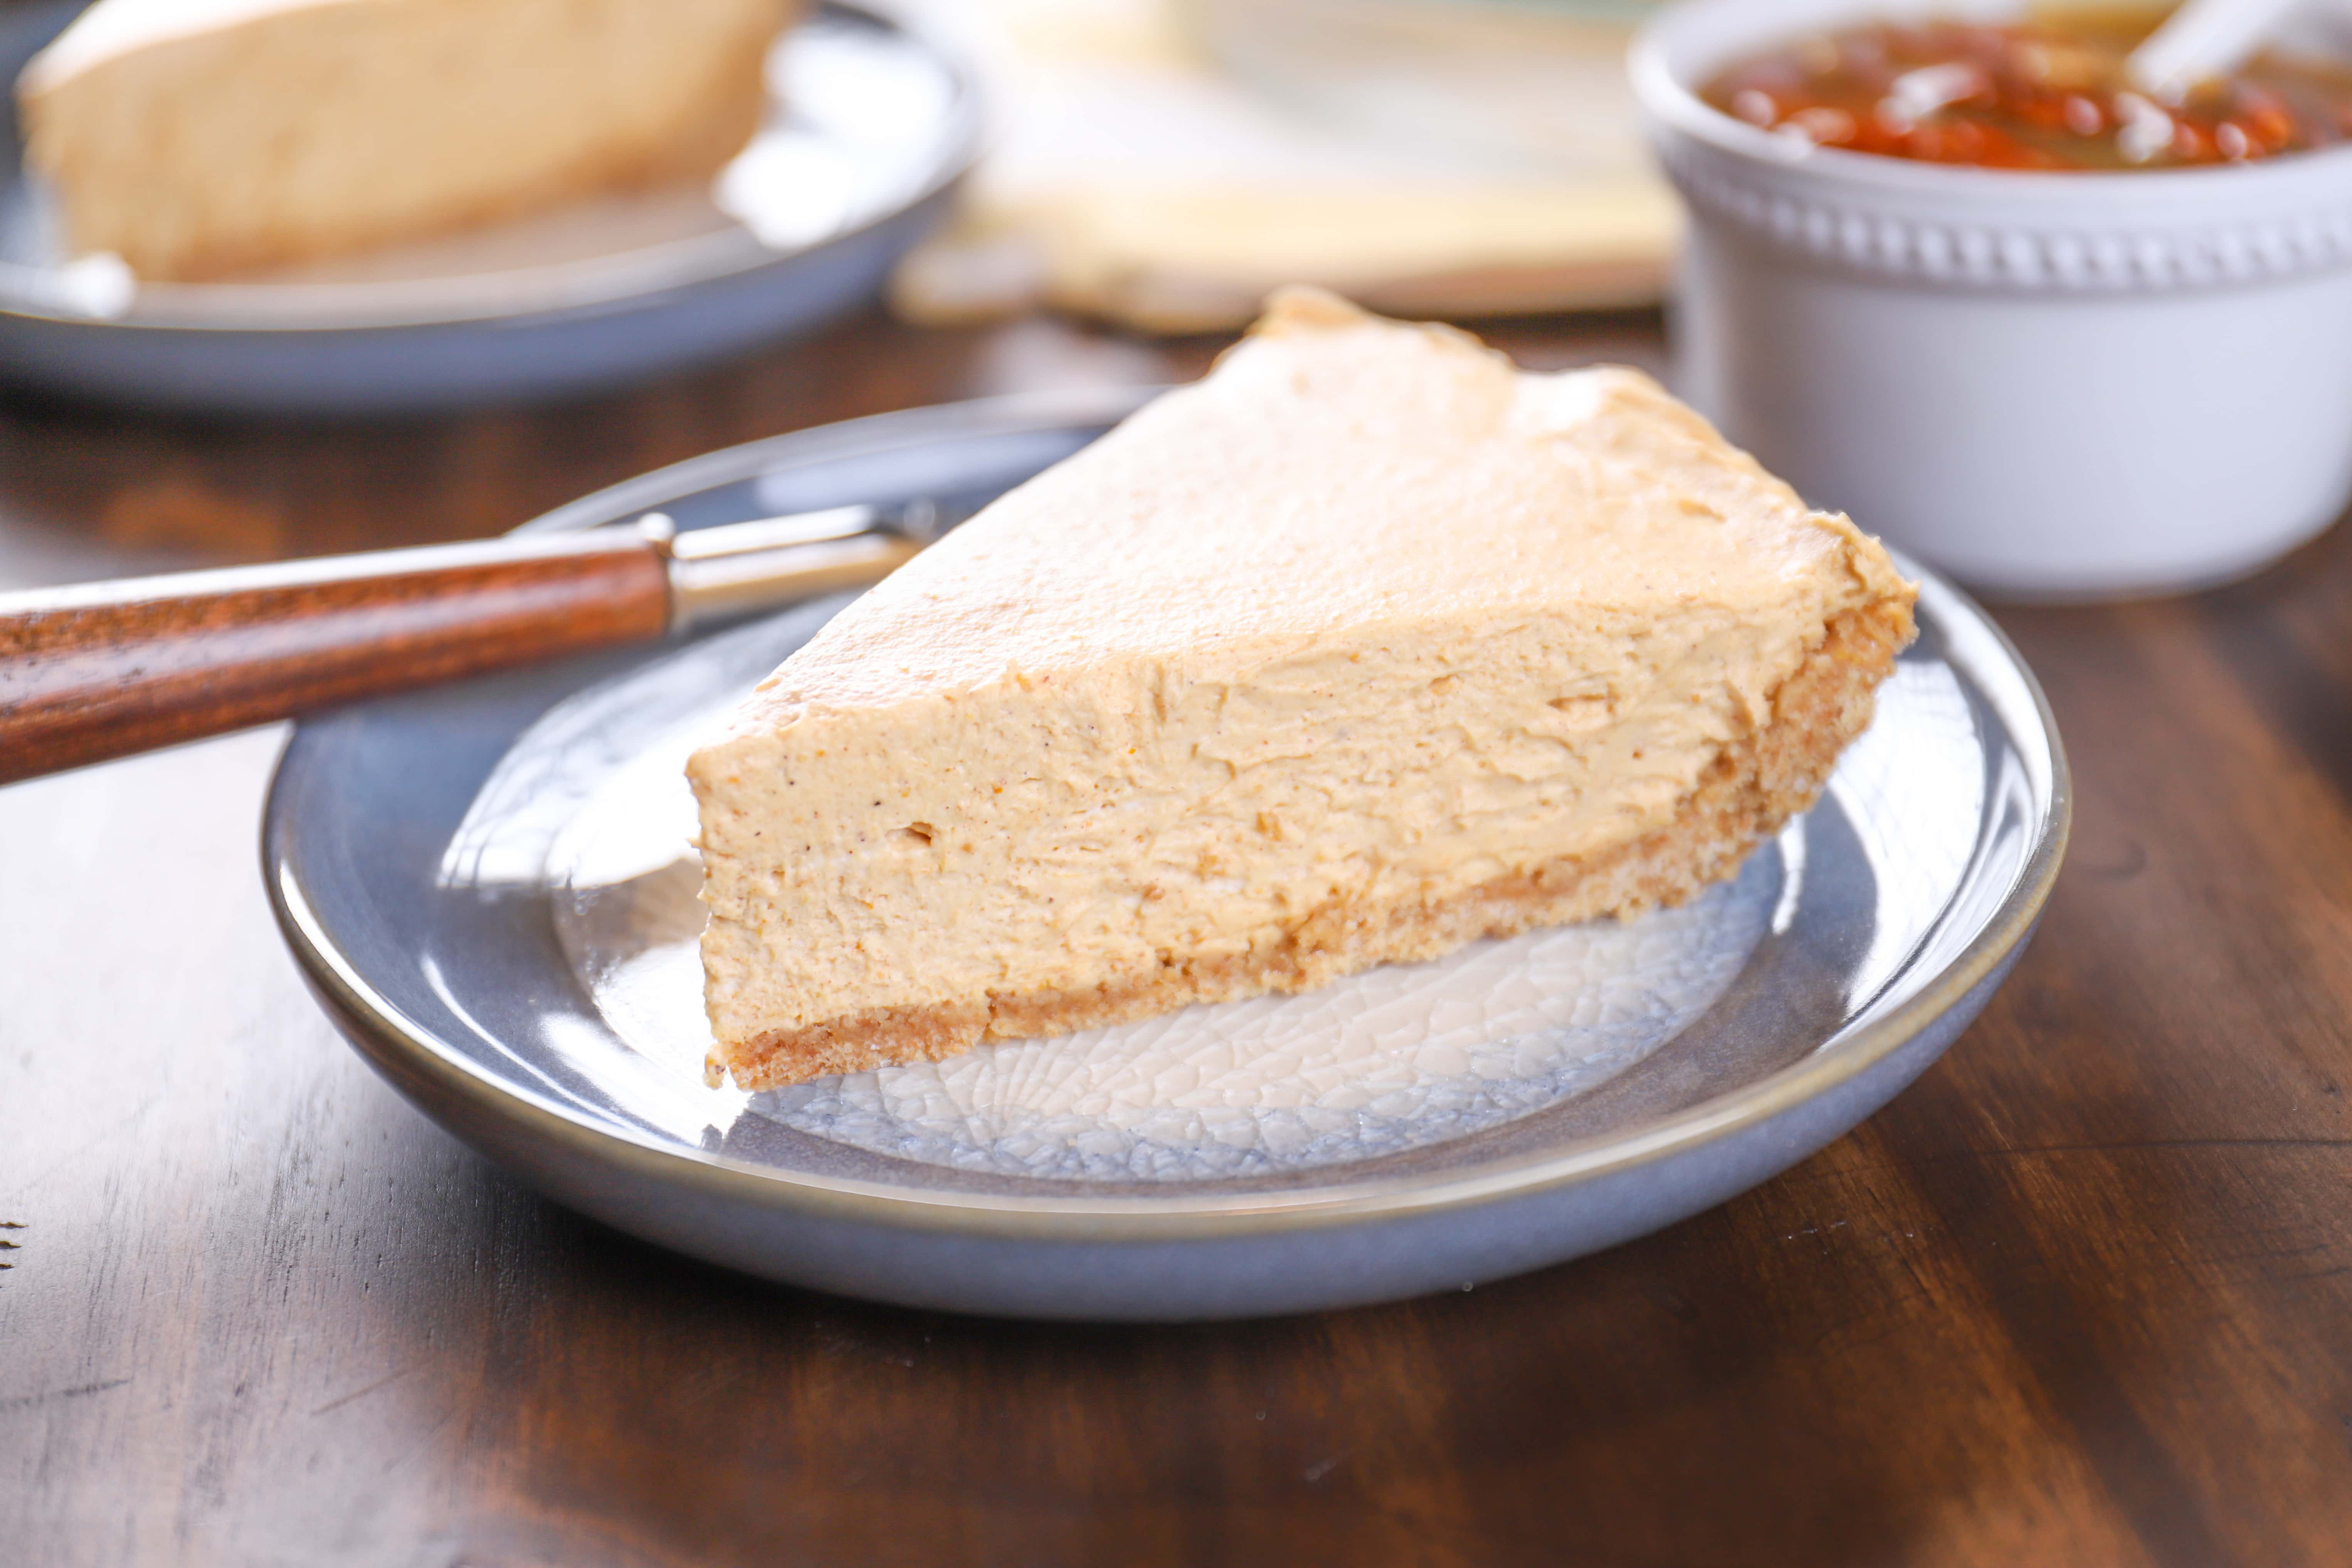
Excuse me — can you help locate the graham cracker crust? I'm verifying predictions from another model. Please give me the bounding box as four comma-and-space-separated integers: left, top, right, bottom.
710, 598, 1917, 1091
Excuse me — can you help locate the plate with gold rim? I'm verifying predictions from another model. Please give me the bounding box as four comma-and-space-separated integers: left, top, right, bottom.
263, 385, 2068, 1321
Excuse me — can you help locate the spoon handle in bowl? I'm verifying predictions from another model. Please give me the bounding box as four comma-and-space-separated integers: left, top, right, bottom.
2128, 0, 2306, 97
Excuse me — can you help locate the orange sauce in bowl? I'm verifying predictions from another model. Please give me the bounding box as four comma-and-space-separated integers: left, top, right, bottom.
1700, 17, 2352, 169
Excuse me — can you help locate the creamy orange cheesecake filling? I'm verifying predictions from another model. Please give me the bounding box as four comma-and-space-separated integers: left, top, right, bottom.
691, 289, 1916, 1089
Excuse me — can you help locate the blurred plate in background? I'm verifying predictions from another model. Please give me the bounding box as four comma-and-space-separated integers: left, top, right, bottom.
0, 0, 980, 413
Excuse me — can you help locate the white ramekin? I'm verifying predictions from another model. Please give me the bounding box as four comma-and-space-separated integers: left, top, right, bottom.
1632, 0, 2352, 598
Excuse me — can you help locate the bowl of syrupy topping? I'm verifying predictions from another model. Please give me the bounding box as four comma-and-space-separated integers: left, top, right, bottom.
1633, 0, 2352, 597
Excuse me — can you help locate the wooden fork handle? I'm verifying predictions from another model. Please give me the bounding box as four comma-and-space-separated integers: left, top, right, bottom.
0, 531, 669, 785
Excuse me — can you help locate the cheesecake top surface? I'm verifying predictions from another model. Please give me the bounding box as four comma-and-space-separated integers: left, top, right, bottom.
721, 287, 1901, 733
691, 289, 1914, 1055
20, 0, 355, 90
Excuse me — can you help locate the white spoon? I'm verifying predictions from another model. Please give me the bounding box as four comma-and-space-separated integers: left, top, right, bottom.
2127, 0, 2308, 100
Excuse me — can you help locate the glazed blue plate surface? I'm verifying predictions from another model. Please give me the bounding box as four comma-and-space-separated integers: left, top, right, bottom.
264, 387, 2069, 1320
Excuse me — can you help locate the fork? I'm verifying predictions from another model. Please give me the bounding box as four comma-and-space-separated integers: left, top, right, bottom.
0, 499, 968, 785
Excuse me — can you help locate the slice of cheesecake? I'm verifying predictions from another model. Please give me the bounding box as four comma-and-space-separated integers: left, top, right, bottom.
16, 0, 794, 281
691, 289, 1916, 1091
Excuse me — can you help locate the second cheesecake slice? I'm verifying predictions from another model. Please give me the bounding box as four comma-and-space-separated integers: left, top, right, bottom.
691, 289, 1917, 1090
18, 0, 794, 281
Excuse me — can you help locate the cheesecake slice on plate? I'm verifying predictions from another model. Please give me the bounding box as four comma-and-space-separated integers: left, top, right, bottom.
690, 289, 1917, 1091
16, 0, 795, 281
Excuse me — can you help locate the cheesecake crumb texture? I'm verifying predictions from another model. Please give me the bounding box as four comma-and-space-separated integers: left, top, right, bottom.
691, 289, 1918, 1090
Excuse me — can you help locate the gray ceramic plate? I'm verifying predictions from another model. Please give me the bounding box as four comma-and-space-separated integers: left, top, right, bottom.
0, 0, 978, 413
264, 386, 2069, 1321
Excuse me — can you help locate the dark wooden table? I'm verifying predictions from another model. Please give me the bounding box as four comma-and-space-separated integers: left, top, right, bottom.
4, 304, 2350, 1568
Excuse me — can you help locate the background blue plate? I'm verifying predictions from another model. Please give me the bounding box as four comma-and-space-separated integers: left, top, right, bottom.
0, 0, 979, 412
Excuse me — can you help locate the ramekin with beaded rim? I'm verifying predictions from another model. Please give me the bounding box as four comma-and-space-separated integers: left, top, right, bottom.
1632, 0, 2352, 598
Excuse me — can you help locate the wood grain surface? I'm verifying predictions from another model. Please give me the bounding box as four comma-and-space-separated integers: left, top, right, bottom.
0, 533, 669, 783
3, 305, 2349, 1568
